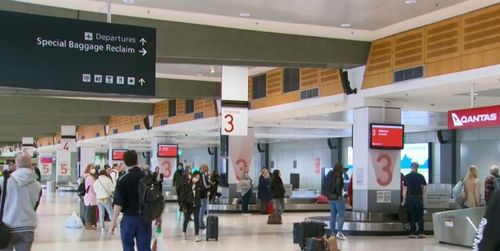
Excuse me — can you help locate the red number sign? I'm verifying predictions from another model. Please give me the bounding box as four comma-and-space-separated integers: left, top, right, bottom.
60, 163, 68, 175
224, 114, 234, 133
375, 154, 393, 187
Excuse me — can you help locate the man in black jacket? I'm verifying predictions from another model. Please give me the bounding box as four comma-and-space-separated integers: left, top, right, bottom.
473, 191, 500, 251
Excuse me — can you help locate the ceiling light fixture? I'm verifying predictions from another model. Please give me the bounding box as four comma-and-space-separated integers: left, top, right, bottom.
122, 0, 134, 4
404, 0, 417, 4
209, 66, 215, 74
239, 12, 251, 17
340, 23, 351, 28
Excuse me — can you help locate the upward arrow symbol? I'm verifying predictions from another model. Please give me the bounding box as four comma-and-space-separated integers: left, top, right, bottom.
140, 38, 147, 46
138, 78, 146, 86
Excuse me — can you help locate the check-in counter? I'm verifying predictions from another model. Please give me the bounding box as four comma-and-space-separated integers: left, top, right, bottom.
432, 207, 485, 248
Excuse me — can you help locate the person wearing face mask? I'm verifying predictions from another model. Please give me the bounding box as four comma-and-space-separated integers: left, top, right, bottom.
179, 171, 202, 242
83, 164, 98, 230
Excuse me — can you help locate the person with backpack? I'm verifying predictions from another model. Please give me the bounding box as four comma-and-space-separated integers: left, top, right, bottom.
484, 165, 500, 205
270, 169, 285, 219
179, 171, 202, 242
94, 170, 115, 233
0, 152, 41, 251
83, 164, 98, 230
111, 150, 162, 251
325, 164, 347, 240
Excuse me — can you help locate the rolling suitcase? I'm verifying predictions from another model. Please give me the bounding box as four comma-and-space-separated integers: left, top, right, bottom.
293, 221, 326, 250
206, 193, 219, 241
306, 237, 328, 251
267, 213, 282, 224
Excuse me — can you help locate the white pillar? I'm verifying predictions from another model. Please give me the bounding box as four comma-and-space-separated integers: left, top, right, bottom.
352, 107, 402, 212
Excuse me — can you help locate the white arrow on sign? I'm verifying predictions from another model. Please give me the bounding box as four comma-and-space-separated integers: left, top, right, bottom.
140, 38, 147, 46
139, 48, 147, 56
138, 78, 146, 86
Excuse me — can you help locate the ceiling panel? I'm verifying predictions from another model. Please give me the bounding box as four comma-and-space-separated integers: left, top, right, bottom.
105, 0, 467, 30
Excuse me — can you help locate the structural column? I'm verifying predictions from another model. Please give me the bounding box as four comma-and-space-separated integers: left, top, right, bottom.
150, 137, 177, 188
352, 107, 402, 213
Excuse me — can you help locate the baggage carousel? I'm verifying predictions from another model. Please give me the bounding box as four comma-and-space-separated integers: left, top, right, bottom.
305, 211, 434, 236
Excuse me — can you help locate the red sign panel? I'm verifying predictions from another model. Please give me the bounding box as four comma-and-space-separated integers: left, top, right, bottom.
448, 105, 500, 129
40, 156, 53, 164
370, 124, 404, 150
112, 149, 127, 161
158, 144, 178, 158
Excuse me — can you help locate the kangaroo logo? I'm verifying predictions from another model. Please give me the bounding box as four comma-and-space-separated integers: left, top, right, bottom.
451, 113, 463, 127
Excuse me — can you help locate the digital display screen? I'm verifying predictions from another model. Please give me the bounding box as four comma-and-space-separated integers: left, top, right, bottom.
370, 124, 404, 150
401, 143, 430, 183
157, 144, 178, 158
112, 149, 127, 161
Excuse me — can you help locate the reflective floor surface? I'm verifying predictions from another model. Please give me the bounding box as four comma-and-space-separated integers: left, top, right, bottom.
31, 192, 468, 251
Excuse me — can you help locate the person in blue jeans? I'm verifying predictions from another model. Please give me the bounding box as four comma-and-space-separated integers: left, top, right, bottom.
110, 150, 159, 251
325, 164, 346, 240
402, 162, 427, 239
199, 164, 211, 229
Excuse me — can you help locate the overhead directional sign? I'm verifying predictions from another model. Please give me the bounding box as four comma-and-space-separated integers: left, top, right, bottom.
0, 10, 156, 96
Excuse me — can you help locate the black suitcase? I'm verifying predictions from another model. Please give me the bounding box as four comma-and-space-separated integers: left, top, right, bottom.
293, 221, 326, 250
306, 237, 327, 251
206, 194, 219, 241
267, 213, 282, 224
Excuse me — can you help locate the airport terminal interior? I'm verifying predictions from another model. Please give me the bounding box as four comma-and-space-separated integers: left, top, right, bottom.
1, 0, 500, 250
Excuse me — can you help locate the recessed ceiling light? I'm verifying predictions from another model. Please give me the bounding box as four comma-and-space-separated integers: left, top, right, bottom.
209, 66, 215, 74
340, 23, 351, 28
239, 12, 251, 17
122, 0, 134, 4
404, 0, 416, 4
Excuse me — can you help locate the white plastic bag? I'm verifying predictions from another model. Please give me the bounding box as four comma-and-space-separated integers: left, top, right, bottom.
64, 211, 84, 229
151, 226, 166, 251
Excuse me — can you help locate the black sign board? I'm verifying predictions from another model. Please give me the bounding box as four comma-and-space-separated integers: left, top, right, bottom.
0, 11, 156, 96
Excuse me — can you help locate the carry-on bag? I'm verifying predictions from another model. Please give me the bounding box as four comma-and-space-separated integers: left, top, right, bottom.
206, 193, 219, 241
267, 213, 282, 224
306, 237, 328, 251
293, 221, 326, 250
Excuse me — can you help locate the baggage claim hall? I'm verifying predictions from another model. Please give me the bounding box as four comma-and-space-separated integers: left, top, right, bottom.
0, 0, 499, 251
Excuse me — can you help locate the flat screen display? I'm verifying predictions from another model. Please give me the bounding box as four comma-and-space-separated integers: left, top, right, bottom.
157, 144, 178, 158
112, 149, 127, 161
370, 124, 404, 150
401, 143, 431, 183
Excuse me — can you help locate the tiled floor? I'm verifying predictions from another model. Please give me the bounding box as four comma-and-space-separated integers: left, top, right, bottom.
32, 192, 468, 251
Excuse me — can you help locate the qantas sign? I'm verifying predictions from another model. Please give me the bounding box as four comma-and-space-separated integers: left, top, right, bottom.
448, 105, 500, 129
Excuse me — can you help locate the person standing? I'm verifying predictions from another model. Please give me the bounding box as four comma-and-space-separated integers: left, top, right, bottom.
473, 190, 500, 251
179, 171, 202, 242
110, 150, 154, 251
325, 164, 347, 240
199, 164, 211, 229
83, 164, 98, 230
0, 152, 41, 251
258, 168, 272, 215
463, 165, 481, 208
94, 170, 115, 233
240, 168, 253, 214
270, 169, 285, 218
402, 162, 427, 239
484, 165, 500, 205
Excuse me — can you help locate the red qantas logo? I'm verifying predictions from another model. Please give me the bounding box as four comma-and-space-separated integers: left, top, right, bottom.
448, 105, 500, 129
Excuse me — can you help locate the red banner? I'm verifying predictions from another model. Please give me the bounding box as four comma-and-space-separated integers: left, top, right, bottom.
448, 105, 500, 129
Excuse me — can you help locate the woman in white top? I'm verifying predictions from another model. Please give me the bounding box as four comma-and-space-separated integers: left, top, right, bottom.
93, 170, 115, 233
464, 165, 481, 208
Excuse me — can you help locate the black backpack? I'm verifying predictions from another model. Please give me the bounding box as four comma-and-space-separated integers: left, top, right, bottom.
138, 174, 165, 221
77, 180, 87, 197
